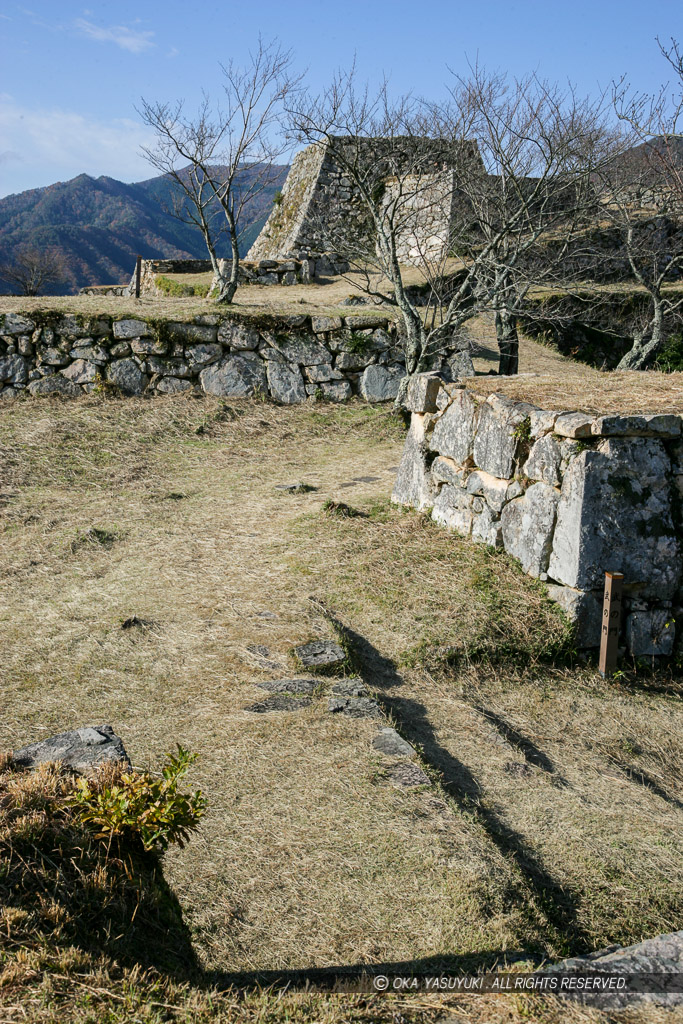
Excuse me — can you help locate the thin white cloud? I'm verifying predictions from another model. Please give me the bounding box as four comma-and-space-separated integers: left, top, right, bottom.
166, 46, 180, 58
0, 94, 155, 197
74, 17, 155, 54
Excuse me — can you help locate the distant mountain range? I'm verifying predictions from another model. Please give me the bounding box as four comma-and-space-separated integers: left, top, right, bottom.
0, 164, 289, 294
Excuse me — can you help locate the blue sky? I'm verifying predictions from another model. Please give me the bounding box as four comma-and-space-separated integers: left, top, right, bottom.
0, 0, 681, 198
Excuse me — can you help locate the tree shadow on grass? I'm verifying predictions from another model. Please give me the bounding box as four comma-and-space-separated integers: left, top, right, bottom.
329, 617, 591, 956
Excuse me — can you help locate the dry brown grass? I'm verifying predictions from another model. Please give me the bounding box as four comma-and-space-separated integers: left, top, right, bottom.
1, 395, 682, 1023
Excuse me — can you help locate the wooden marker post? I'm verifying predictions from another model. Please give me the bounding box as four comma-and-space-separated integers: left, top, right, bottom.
135, 255, 142, 299
598, 571, 624, 677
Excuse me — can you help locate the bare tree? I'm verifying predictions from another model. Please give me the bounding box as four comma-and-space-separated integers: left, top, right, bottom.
607, 38, 683, 368
287, 66, 616, 389
139, 39, 299, 304
0, 244, 67, 296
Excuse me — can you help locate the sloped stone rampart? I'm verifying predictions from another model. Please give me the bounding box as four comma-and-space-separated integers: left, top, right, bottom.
247, 136, 483, 269
392, 374, 682, 657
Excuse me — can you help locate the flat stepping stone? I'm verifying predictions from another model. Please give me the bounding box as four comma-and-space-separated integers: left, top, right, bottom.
327, 697, 383, 719
257, 678, 322, 695
338, 482, 357, 488
246, 695, 312, 713
274, 482, 317, 494
352, 476, 379, 483
293, 640, 346, 669
331, 678, 367, 697
372, 727, 416, 757
12, 725, 130, 774
388, 761, 431, 788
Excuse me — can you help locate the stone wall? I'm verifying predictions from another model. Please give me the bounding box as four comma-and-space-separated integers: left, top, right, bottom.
383, 171, 459, 266
0, 309, 425, 404
247, 136, 483, 269
392, 374, 682, 657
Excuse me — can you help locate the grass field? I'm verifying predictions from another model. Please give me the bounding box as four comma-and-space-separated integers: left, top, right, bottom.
1, 390, 682, 1023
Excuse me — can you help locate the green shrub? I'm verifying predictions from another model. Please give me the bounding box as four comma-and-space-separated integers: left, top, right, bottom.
71, 746, 206, 852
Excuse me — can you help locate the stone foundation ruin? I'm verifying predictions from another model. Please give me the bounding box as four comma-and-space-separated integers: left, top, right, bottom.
247, 136, 483, 270
393, 374, 682, 657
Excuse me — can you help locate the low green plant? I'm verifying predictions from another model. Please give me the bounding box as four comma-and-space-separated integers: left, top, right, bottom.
272, 190, 283, 206
512, 416, 532, 443
347, 332, 373, 355
71, 746, 206, 852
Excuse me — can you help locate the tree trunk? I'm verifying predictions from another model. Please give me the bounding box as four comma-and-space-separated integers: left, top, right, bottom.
616, 300, 664, 370
496, 310, 519, 375
214, 211, 240, 305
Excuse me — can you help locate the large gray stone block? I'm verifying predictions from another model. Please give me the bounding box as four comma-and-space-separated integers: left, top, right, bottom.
0, 313, 36, 335
266, 356, 307, 404
113, 319, 151, 339
218, 322, 260, 350
266, 334, 329, 365
501, 482, 559, 578
199, 355, 267, 397
404, 373, 441, 413
592, 414, 681, 438
0, 353, 28, 384
392, 414, 439, 510
359, 364, 404, 402
548, 438, 679, 598
106, 358, 149, 395
28, 375, 81, 397
523, 434, 562, 486
431, 482, 474, 536
13, 725, 130, 774
473, 395, 535, 478
61, 359, 98, 385
428, 388, 479, 464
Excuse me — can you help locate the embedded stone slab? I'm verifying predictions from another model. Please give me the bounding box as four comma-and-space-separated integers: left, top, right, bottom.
388, 762, 431, 788
28, 375, 81, 397
327, 697, 383, 718
625, 608, 675, 657
218, 323, 260, 350
61, 359, 97, 385
266, 334, 329, 365
106, 358, 149, 395
553, 411, 594, 438
501, 482, 559, 578
13, 725, 130, 774
547, 930, 683, 1008
473, 395, 536, 478
359, 364, 404, 402
466, 469, 512, 513
0, 354, 28, 384
546, 584, 602, 648
404, 373, 441, 414
548, 438, 679, 599
591, 414, 682, 438
529, 409, 559, 438
471, 505, 503, 548
331, 678, 368, 697
266, 356, 307, 404
246, 695, 312, 713
112, 319, 152, 339
0, 313, 36, 334
523, 434, 562, 487
199, 355, 267, 397
167, 322, 217, 344
431, 455, 467, 488
432, 482, 474, 536
257, 678, 322, 695
428, 388, 479, 464
293, 640, 346, 669
372, 728, 416, 758
392, 414, 439, 510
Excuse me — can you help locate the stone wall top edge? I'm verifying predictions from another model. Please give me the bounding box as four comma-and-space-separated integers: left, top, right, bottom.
410, 371, 683, 437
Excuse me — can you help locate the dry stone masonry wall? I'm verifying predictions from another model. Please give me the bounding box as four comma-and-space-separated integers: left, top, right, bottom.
247, 136, 483, 271
392, 374, 683, 657
0, 310, 424, 404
